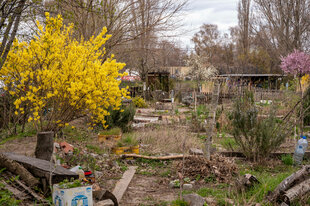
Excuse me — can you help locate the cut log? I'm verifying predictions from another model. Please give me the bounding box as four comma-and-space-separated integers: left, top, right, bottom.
121, 154, 191, 160
0, 153, 39, 187
2, 152, 78, 184
35, 131, 54, 161
282, 178, 310, 205
267, 165, 310, 202
236, 174, 260, 192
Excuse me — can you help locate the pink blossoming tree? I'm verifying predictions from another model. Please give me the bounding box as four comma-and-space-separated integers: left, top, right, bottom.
280, 50, 310, 134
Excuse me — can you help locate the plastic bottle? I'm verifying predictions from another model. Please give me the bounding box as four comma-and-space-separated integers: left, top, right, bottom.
69, 165, 80, 172
293, 145, 305, 165
76, 167, 85, 180
298, 135, 308, 152
70, 165, 85, 180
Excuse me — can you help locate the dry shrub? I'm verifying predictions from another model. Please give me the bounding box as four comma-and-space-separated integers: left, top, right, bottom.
217, 112, 232, 132
135, 125, 202, 154
176, 155, 237, 183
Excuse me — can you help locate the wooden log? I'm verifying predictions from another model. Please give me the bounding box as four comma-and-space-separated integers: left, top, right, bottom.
267, 165, 310, 202
282, 178, 310, 205
0, 153, 39, 187
121, 154, 191, 160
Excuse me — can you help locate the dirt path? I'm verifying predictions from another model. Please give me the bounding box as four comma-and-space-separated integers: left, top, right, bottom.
0, 136, 36, 156
120, 174, 178, 206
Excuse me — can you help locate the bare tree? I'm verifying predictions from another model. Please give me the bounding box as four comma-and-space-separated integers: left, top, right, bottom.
192, 24, 235, 74
0, 0, 28, 70
237, 0, 251, 72
43, 0, 187, 75
252, 0, 310, 68
126, 0, 188, 80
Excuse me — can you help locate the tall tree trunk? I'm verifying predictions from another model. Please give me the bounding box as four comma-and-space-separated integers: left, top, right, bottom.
35, 131, 54, 161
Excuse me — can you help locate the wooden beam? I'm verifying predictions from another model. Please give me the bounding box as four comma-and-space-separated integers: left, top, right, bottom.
2, 153, 78, 184
96, 166, 137, 206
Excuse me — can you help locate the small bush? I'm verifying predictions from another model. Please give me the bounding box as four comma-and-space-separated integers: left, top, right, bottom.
281, 154, 293, 166
133, 96, 147, 108
104, 104, 136, 132
58, 178, 88, 189
191, 105, 209, 132
230, 90, 287, 161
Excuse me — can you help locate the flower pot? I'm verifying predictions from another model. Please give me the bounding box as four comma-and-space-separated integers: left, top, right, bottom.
112, 145, 140, 155
98, 134, 122, 143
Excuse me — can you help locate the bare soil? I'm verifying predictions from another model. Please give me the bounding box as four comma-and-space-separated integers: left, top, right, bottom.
0, 136, 36, 156
121, 174, 178, 206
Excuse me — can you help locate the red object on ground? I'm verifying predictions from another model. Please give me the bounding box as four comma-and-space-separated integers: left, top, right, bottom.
59, 141, 74, 154
84, 171, 92, 176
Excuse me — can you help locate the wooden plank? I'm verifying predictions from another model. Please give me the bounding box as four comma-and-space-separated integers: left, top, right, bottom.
96, 166, 137, 206
2, 153, 78, 184
2, 153, 77, 175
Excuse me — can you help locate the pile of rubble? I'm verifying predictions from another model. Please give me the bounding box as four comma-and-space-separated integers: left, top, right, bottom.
176, 154, 237, 183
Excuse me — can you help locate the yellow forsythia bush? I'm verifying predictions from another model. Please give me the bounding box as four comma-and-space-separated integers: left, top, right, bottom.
0, 13, 129, 131
132, 96, 147, 108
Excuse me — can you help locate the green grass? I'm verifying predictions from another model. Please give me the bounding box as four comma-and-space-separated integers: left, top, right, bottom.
136, 158, 170, 168
281, 154, 293, 166
170, 199, 189, 206
236, 163, 298, 204
99, 127, 121, 135
197, 187, 228, 199
62, 126, 89, 142
219, 136, 238, 151
160, 169, 172, 177
85, 144, 105, 154
190, 162, 299, 205
116, 133, 138, 147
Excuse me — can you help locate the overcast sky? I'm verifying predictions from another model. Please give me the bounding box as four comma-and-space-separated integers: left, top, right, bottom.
173, 0, 239, 49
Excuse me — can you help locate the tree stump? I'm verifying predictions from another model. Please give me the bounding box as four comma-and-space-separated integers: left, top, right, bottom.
35, 131, 54, 161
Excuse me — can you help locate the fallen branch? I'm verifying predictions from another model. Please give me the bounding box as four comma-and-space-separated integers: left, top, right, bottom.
0, 154, 39, 187
0, 180, 29, 200
14, 175, 47, 203
283, 179, 310, 205
282, 178, 310, 205
121, 154, 191, 160
267, 165, 310, 202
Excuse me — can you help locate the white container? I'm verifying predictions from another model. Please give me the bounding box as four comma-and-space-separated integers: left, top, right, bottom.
298, 136, 308, 152
293, 145, 305, 165
53, 184, 93, 206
